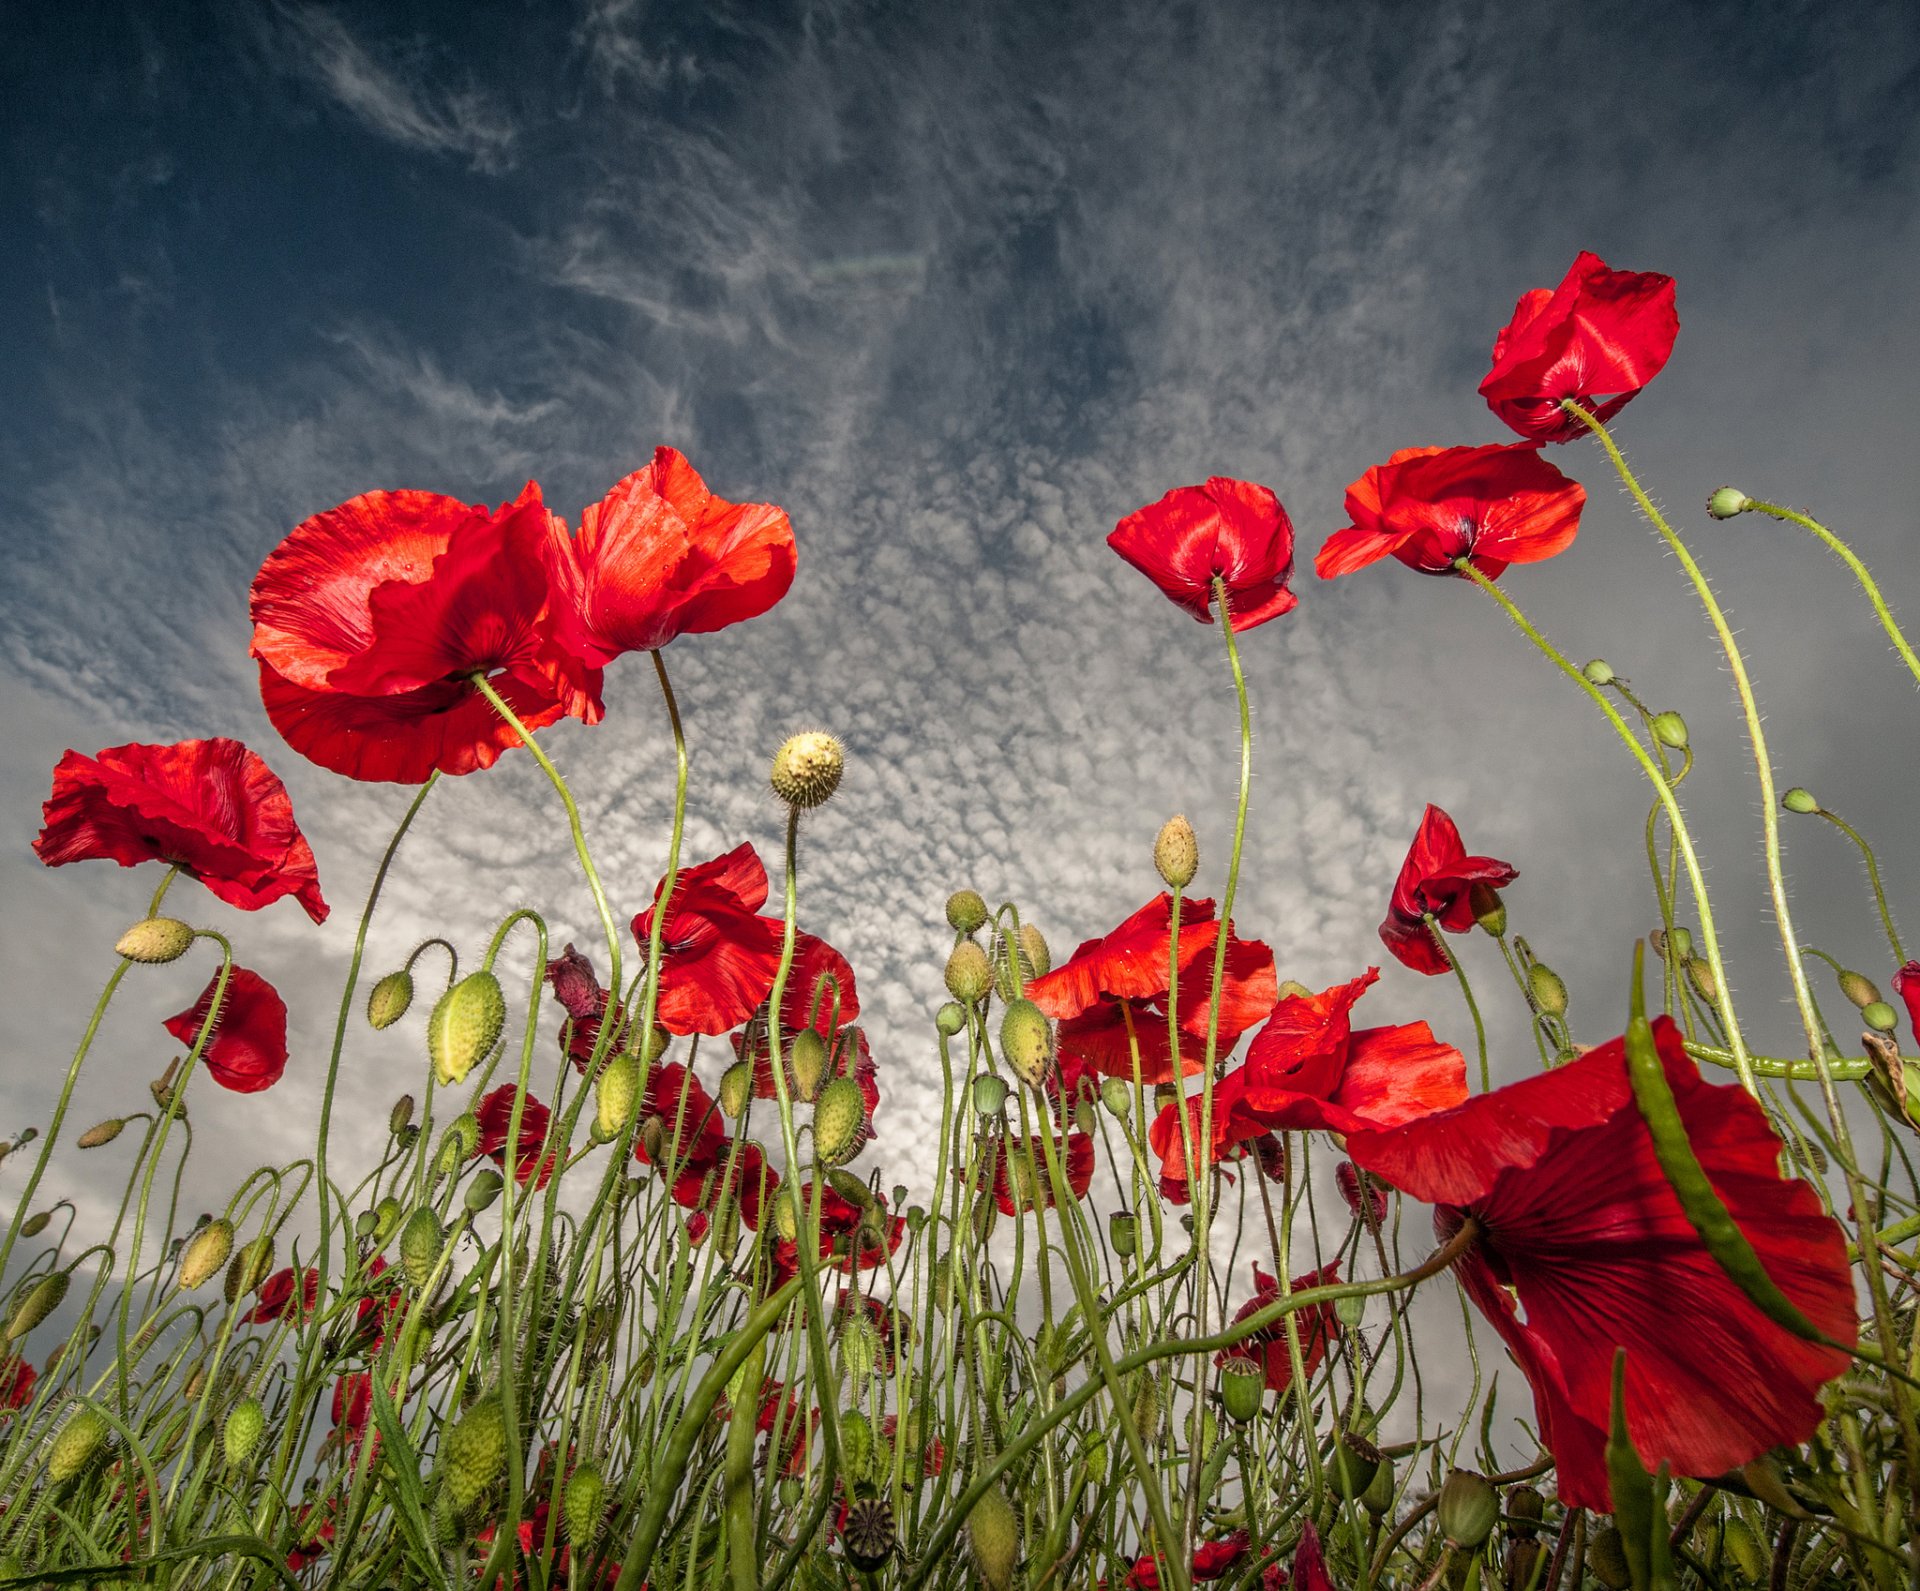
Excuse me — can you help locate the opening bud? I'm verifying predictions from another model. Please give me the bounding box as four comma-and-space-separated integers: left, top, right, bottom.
1707, 486, 1751, 520
367, 969, 415, 1030
1838, 969, 1882, 1010
946, 889, 989, 935
770, 730, 844, 809
115, 917, 194, 965
971, 1074, 1008, 1117
1219, 1355, 1264, 1423
428, 970, 506, 1088
1650, 711, 1689, 750
1154, 815, 1199, 890
1437, 1468, 1500, 1550
1468, 881, 1507, 937
1781, 786, 1819, 815
945, 942, 992, 1004
179, 1218, 235, 1291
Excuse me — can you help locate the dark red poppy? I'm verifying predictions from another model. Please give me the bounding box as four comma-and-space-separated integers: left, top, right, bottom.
1345, 1019, 1855, 1508
476, 1085, 559, 1189
631, 844, 784, 1036
1379, 806, 1517, 975
1290, 1521, 1336, 1591
244, 1266, 320, 1325
1, 1355, 36, 1410
771, 1182, 905, 1284
546, 944, 624, 1073
543, 447, 797, 665
1108, 477, 1298, 630
1479, 251, 1679, 444
250, 483, 601, 784
1895, 962, 1920, 1033
161, 966, 290, 1094
1316, 444, 1585, 582
672, 1141, 779, 1232
1337, 1159, 1389, 1229
879, 1411, 945, 1478
331, 1371, 372, 1441
1215, 1261, 1341, 1396
633, 1062, 729, 1173
34, 738, 329, 922
755, 1379, 820, 1478
285, 1505, 337, 1572
1192, 1533, 1253, 1582
975, 1129, 1096, 1217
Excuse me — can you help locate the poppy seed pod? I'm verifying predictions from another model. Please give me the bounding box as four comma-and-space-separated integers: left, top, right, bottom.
1469, 881, 1507, 936
999, 999, 1054, 1090
1863, 1001, 1899, 1034
813, 1076, 867, 1167
972, 1073, 1007, 1117
1437, 1468, 1500, 1550
843, 1497, 896, 1572
77, 1117, 126, 1149
935, 1001, 968, 1038
770, 730, 844, 809
47, 1408, 110, 1486
1506, 1485, 1546, 1537
1581, 658, 1616, 686
1219, 1355, 1264, 1423
965, 1484, 1020, 1591
1527, 963, 1569, 1018
945, 942, 992, 1004
1331, 1431, 1383, 1499
224, 1397, 266, 1466
789, 1029, 830, 1101
428, 970, 506, 1088
179, 1219, 234, 1291
1651, 710, 1689, 749
1707, 486, 1752, 520
946, 889, 989, 935
367, 969, 415, 1030
1155, 815, 1199, 890
1362, 1454, 1398, 1516
115, 916, 195, 965
1109, 1210, 1138, 1257
400, 1207, 443, 1291
1781, 786, 1820, 815
1838, 970, 1882, 1010
441, 1394, 507, 1514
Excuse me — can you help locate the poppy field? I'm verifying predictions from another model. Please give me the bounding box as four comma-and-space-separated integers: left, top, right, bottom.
6, 250, 1919, 1589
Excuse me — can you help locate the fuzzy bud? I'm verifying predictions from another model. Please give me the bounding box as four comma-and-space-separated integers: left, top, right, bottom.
224, 1398, 266, 1466
965, 1484, 1020, 1591
441, 1394, 507, 1515
789, 1029, 830, 1102
1219, 1355, 1264, 1423
5, 1270, 69, 1343
1781, 786, 1819, 815
1100, 1076, 1133, 1119
1651, 711, 1689, 750
812, 1076, 867, 1168
1707, 486, 1751, 520
946, 890, 989, 935
597, 1053, 642, 1140
945, 942, 992, 1004
1686, 957, 1719, 1006
770, 731, 844, 809
935, 1002, 968, 1038
436, 1114, 480, 1176
224, 1234, 274, 1305
1018, 922, 1051, 980
565, 1461, 605, 1545
1838, 970, 1883, 1010
1468, 881, 1507, 937
400, 1207, 444, 1291
1277, 979, 1314, 1001
179, 1219, 234, 1291
19, 1212, 48, 1239
999, 999, 1054, 1090
367, 969, 415, 1031
1527, 963, 1569, 1018
464, 1169, 504, 1215
1154, 816, 1199, 890
428, 971, 506, 1088
1437, 1468, 1500, 1550
115, 917, 194, 965
48, 1408, 110, 1485
1581, 658, 1616, 686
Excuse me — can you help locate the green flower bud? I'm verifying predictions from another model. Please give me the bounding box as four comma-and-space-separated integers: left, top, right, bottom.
770, 730, 845, 809
77, 1117, 127, 1148
1437, 1468, 1500, 1550
789, 1029, 830, 1102
224, 1234, 274, 1305
1527, 962, 1569, 1019
946, 890, 989, 935
565, 1461, 605, 1545
400, 1207, 444, 1291
1018, 923, 1051, 980
18, 1212, 48, 1239
971, 1073, 1008, 1117
999, 998, 1053, 1089
225, 1398, 266, 1466
597, 1053, 642, 1140
1099, 1076, 1133, 1119
179, 1219, 234, 1291
436, 1114, 480, 1175
428, 970, 506, 1088
965, 1484, 1020, 1591
48, 1408, 110, 1485
1651, 710, 1689, 750
1581, 658, 1616, 686
367, 969, 415, 1031
1707, 486, 1751, 520
1219, 1355, 1264, 1423
464, 1169, 504, 1215
1154, 815, 1198, 890
945, 942, 992, 1004
1863, 1000, 1899, 1034
839, 1408, 875, 1486
1838, 969, 1882, 1009
441, 1394, 507, 1515
5, 1269, 69, 1342
115, 917, 194, 964
1781, 786, 1819, 815
813, 1076, 867, 1168
935, 1001, 968, 1038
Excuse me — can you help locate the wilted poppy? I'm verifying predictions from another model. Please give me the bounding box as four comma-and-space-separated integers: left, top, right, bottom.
1479, 251, 1679, 444
1108, 477, 1298, 630
1315, 444, 1585, 582
546, 944, 623, 1073
631, 844, 784, 1036
161, 966, 290, 1093
34, 738, 328, 922
1379, 806, 1517, 975
1346, 1018, 1854, 1508
476, 1084, 558, 1189
1216, 1261, 1342, 1395
251, 483, 601, 784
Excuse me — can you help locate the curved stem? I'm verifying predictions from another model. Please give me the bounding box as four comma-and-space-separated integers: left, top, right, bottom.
1811, 806, 1906, 965
1746, 498, 1920, 689
1427, 917, 1489, 1091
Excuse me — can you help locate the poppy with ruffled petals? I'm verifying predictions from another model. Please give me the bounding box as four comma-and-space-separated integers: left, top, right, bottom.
251, 483, 600, 784
161, 967, 289, 1093
1316, 444, 1585, 582
1108, 477, 1298, 629
476, 1085, 558, 1189
244, 1266, 319, 1326
771, 1182, 905, 1284
1216, 1261, 1341, 1395
1346, 1019, 1855, 1508
1480, 251, 1679, 443
631, 844, 784, 1036
544, 447, 797, 664
35, 738, 328, 922
1379, 805, 1518, 975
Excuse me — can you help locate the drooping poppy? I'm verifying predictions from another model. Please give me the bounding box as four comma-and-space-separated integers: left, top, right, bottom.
771, 1181, 906, 1284
1894, 961, 1920, 1033
1479, 251, 1679, 444
35, 738, 330, 923
546, 944, 624, 1073
476, 1084, 558, 1189
631, 844, 785, 1037
733, 933, 864, 1101
1108, 477, 1298, 630
1336, 1159, 1389, 1230
161, 966, 290, 1093
1345, 1019, 1855, 1509
250, 483, 601, 784
1315, 444, 1585, 581
244, 1266, 320, 1326
1379, 806, 1517, 976
1216, 1261, 1342, 1396
543, 447, 797, 665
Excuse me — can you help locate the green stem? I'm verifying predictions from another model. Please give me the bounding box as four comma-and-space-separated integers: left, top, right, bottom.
1746, 498, 1920, 689
1810, 806, 1906, 965
1427, 917, 1489, 1091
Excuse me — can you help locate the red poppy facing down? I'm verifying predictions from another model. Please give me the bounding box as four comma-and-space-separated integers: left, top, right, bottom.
1315, 444, 1585, 582
35, 739, 328, 922
1345, 1019, 1855, 1509
476, 1085, 558, 1189
251, 483, 601, 784
544, 447, 797, 665
1108, 477, 1298, 630
631, 844, 785, 1037
1479, 251, 1679, 444
1216, 1262, 1342, 1396
1379, 806, 1518, 975
161, 967, 290, 1093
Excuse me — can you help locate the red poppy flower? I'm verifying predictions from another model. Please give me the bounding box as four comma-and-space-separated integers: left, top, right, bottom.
34, 739, 329, 922
633, 1062, 729, 1173
879, 1411, 945, 1478
1290, 1522, 1336, 1591
631, 844, 784, 1037
672, 1141, 779, 1232
244, 1266, 319, 1325
771, 1182, 905, 1283
1337, 1159, 1389, 1229
1379, 806, 1517, 975
1, 1356, 36, 1410
331, 1371, 372, 1440
1315, 444, 1585, 582
1108, 477, 1298, 630
546, 945, 624, 1073
477, 1085, 559, 1189
1215, 1261, 1341, 1395
755, 1379, 820, 1478
733, 933, 864, 1097
1345, 1019, 1855, 1508
161, 967, 290, 1093
975, 1129, 1096, 1217
1895, 962, 1920, 1033
1479, 251, 1680, 444
543, 447, 797, 665
250, 483, 601, 784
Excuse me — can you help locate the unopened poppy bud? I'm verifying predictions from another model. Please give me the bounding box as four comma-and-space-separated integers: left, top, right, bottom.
1668, 927, 1693, 961
17, 1128, 35, 1146
115, 916, 194, 964
1277, 979, 1313, 1001
935, 1001, 968, 1038
5, 1269, 69, 1343
813, 1076, 867, 1167
770, 730, 844, 809
1018, 923, 1051, 979
1527, 963, 1568, 1018
428, 970, 506, 1088
1781, 786, 1819, 815
1587, 1525, 1632, 1589
585, 1053, 637, 1145
1864, 1000, 1899, 1034
1109, 1210, 1138, 1257
367, 969, 415, 1030
1331, 1430, 1383, 1499
224, 1397, 265, 1466
965, 1484, 1020, 1591
1219, 1355, 1264, 1423
1469, 881, 1507, 936
945, 942, 992, 1004
565, 1461, 605, 1545
400, 1207, 443, 1291
442, 1394, 507, 1514
1651, 710, 1689, 749
638, 1116, 666, 1165
79, 1113, 130, 1150
1154, 815, 1199, 890
1581, 658, 1616, 686
971, 1074, 1007, 1117
1506, 1484, 1545, 1537
999, 999, 1053, 1089
19, 1212, 48, 1239
1438, 1468, 1500, 1550
464, 1169, 504, 1215
1686, 957, 1719, 1006
436, 1113, 480, 1176
224, 1234, 274, 1304
47, 1408, 110, 1485
1100, 1076, 1133, 1119
1072, 1097, 1096, 1135
1838, 969, 1882, 1009
789, 1029, 830, 1101
1707, 486, 1751, 520
179, 1219, 234, 1291
946, 890, 988, 935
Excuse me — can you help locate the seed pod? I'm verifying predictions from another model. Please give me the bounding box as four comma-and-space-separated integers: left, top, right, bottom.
224, 1235, 274, 1305
1863, 1001, 1899, 1034
179, 1219, 234, 1291
1586, 1525, 1632, 1590
597, 1053, 642, 1140
1219, 1355, 1263, 1423
965, 1484, 1020, 1591
844, 1497, 896, 1572
1331, 1431, 1383, 1500
1839, 969, 1883, 1009
400, 1208, 444, 1291
464, 1169, 505, 1215
1109, 1210, 1138, 1258
565, 1460, 605, 1544
813, 1076, 867, 1168
1707, 486, 1751, 520
115, 917, 194, 965
1527, 963, 1569, 1018
1581, 658, 1616, 686
48, 1408, 110, 1485
789, 1029, 830, 1101
1154, 816, 1199, 890
971, 1074, 1008, 1117
1361, 1454, 1397, 1516
770, 731, 844, 809
999, 999, 1053, 1090
945, 942, 992, 1004
946, 890, 989, 935
1438, 1469, 1500, 1550
427, 970, 506, 1088
1506, 1484, 1545, 1537
367, 969, 415, 1031
77, 1117, 127, 1149
1651, 711, 1689, 750
224, 1398, 266, 1466
441, 1394, 507, 1514
935, 1002, 968, 1038
717, 1060, 752, 1121
1781, 787, 1819, 815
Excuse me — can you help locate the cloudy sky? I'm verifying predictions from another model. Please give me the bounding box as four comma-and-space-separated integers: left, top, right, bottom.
5, 1, 1919, 1411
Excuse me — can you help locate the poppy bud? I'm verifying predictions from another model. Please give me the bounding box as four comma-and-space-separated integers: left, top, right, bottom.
813, 1076, 867, 1168
224, 1234, 274, 1304
401, 1207, 443, 1291
78, 1114, 130, 1150
19, 1212, 48, 1239
1781, 786, 1819, 815
1019, 923, 1051, 980
1331, 1431, 1383, 1499
1722, 1518, 1765, 1580
225, 1397, 265, 1466
179, 1219, 234, 1291
1686, 957, 1719, 1006
1334, 1292, 1367, 1328
935, 1002, 968, 1038
789, 1029, 830, 1102
1277, 979, 1314, 1000
47, 1408, 110, 1486
770, 730, 844, 809
464, 1169, 504, 1215
638, 1117, 666, 1165
843, 1496, 895, 1572
115, 916, 194, 965
1072, 1097, 1096, 1135
566, 1461, 605, 1544
1527, 963, 1569, 1018
442, 1394, 507, 1515
1155, 815, 1199, 890
5, 1268, 68, 1345
1219, 1355, 1264, 1423
840, 1315, 881, 1384
428, 971, 506, 1088
1109, 1210, 1138, 1257
1707, 486, 1751, 520
1651, 711, 1689, 750
999, 999, 1054, 1090
436, 1113, 481, 1176
1469, 881, 1507, 936
965, 1484, 1020, 1591
1100, 1076, 1133, 1119
946, 942, 992, 1004
1437, 1469, 1500, 1550
1506, 1485, 1545, 1537
1864, 1000, 1899, 1034
1362, 1454, 1397, 1516
1586, 1525, 1632, 1589
1581, 658, 1616, 686
371, 1196, 402, 1246
367, 969, 415, 1031
971, 1074, 1007, 1117
150, 1057, 185, 1114
1838, 969, 1882, 1009
946, 890, 989, 934
589, 1054, 637, 1142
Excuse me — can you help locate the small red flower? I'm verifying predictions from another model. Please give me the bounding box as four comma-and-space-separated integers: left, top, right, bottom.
1, 1355, 36, 1410
1479, 250, 1679, 443
771, 1183, 905, 1283
161, 967, 289, 1093
1379, 805, 1517, 975
1108, 477, 1298, 630
1216, 1262, 1341, 1395
1336, 1159, 1389, 1229
543, 447, 797, 664
1290, 1521, 1337, 1591
975, 1128, 1096, 1217
34, 738, 328, 922
631, 844, 784, 1036
1191, 1532, 1253, 1582
244, 1266, 319, 1325
1315, 444, 1585, 582
250, 483, 601, 784
1345, 1019, 1855, 1508
1894, 962, 1920, 1033
477, 1085, 558, 1189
